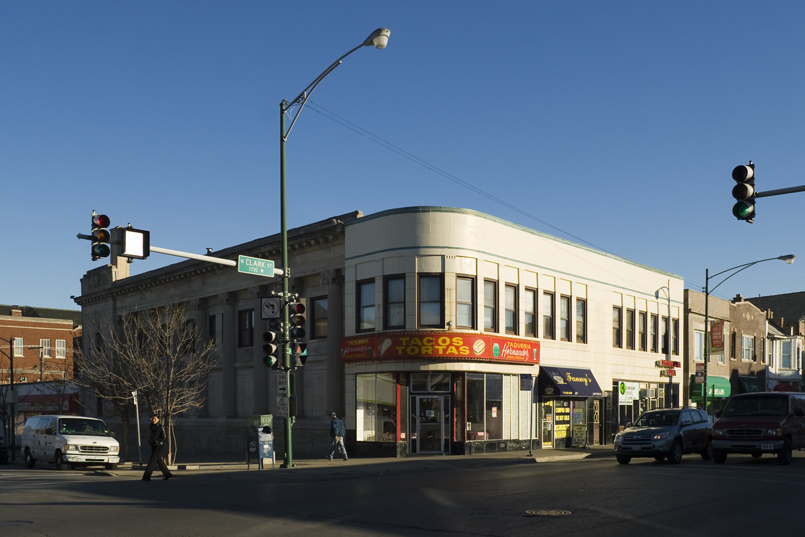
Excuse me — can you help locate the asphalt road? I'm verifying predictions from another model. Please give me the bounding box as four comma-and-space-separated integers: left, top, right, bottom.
2, 450, 804, 536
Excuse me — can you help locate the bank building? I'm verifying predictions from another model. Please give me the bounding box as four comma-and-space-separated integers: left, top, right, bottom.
76, 206, 683, 457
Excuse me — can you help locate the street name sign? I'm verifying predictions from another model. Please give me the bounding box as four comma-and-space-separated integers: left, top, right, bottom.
238, 255, 275, 278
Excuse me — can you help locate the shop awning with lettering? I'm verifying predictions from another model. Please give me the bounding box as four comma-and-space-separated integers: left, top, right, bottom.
538, 366, 603, 398
689, 375, 731, 400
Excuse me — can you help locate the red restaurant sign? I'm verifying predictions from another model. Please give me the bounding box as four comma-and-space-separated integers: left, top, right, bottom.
340, 332, 540, 364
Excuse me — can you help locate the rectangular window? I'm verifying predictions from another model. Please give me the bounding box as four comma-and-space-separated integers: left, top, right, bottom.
542, 292, 555, 340
356, 373, 398, 442
625, 309, 635, 350
208, 314, 216, 345
638, 312, 647, 351
782, 340, 792, 369
612, 307, 622, 348
55, 340, 66, 359
524, 289, 537, 337
575, 298, 587, 343
672, 319, 679, 355
357, 279, 376, 332
312, 297, 328, 338
237, 309, 254, 348
559, 295, 571, 341
13, 338, 24, 357
40, 339, 52, 358
456, 276, 475, 329
694, 330, 705, 362
650, 314, 659, 352
505, 284, 517, 334
742, 335, 755, 362
419, 274, 444, 328
661, 316, 669, 354
484, 280, 497, 332
384, 276, 405, 329
731, 331, 737, 360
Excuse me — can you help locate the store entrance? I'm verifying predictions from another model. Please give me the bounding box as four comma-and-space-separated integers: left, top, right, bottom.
410, 395, 449, 454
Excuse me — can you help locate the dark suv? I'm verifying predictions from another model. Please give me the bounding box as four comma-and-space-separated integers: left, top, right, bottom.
614, 407, 713, 464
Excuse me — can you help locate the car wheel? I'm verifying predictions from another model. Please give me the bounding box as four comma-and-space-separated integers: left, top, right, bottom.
106, 463, 118, 470
654, 456, 665, 462
751, 452, 762, 459
55, 452, 68, 471
616, 454, 631, 465
712, 450, 727, 464
24, 450, 36, 468
668, 440, 683, 464
700, 439, 713, 460
778, 439, 793, 466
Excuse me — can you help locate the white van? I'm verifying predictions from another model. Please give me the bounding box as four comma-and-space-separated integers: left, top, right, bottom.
20, 415, 120, 470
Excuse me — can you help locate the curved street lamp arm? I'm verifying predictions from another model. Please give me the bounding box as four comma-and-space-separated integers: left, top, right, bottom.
707, 255, 795, 295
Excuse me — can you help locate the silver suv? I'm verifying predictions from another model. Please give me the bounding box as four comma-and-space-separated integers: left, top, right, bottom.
614, 407, 713, 464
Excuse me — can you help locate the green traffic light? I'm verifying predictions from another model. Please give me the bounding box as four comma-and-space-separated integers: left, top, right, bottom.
732, 201, 754, 220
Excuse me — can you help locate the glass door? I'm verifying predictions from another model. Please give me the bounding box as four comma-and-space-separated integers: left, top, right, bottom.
410, 395, 449, 454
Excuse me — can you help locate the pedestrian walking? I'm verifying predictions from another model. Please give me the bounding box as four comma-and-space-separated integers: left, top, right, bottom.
326, 412, 348, 461
142, 414, 173, 481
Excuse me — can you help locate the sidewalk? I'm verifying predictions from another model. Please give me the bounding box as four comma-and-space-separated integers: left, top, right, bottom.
1, 445, 613, 479
110, 445, 613, 479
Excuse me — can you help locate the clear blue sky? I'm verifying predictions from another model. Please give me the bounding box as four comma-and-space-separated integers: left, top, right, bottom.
3, 1, 804, 312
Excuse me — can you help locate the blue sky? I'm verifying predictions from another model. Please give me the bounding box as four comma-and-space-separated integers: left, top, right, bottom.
3, 1, 804, 312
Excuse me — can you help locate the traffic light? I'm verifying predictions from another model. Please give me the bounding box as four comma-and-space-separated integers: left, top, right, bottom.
262, 322, 280, 369
288, 299, 306, 341
732, 162, 756, 223
292, 342, 308, 368
91, 212, 111, 260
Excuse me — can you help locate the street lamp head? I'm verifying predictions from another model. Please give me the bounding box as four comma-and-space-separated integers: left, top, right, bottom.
779, 254, 796, 264
364, 28, 391, 49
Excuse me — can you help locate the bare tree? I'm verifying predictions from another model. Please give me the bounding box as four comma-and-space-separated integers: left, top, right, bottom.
75, 302, 216, 464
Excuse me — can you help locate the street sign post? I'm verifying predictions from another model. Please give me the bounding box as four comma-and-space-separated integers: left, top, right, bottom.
238, 255, 275, 277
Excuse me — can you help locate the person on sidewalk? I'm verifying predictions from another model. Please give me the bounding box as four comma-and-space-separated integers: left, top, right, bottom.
142, 414, 174, 481
326, 412, 348, 461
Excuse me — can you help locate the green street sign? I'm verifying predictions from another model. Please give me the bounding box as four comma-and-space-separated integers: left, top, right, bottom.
238, 255, 275, 278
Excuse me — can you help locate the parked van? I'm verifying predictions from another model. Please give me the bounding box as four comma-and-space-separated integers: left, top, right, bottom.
712, 392, 805, 465
20, 415, 120, 470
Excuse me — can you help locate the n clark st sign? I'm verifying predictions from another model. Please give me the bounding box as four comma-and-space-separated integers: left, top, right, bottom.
340, 332, 540, 364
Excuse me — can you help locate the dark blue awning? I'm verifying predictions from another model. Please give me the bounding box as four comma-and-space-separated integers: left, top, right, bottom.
539, 366, 603, 398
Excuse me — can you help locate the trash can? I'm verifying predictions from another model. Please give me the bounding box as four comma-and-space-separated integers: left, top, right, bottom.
246, 425, 259, 469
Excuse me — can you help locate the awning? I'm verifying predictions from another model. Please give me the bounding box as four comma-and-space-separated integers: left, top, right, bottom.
738, 376, 762, 393
539, 366, 602, 398
689, 375, 731, 400
773, 382, 798, 392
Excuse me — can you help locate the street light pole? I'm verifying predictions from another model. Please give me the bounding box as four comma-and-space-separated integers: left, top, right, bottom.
277, 28, 390, 469
656, 281, 674, 408
702, 255, 796, 414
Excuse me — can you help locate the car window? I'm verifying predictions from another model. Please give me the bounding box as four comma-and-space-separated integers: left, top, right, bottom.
724, 396, 788, 417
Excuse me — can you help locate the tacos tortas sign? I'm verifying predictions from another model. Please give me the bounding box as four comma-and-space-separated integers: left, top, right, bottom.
340, 332, 540, 364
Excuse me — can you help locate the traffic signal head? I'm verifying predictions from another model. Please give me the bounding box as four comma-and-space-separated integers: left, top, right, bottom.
292, 343, 308, 368
289, 299, 306, 340
91, 212, 111, 260
732, 162, 755, 223
262, 328, 280, 368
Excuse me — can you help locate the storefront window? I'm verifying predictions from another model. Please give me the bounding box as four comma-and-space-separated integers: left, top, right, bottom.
467, 373, 485, 440
465, 373, 504, 441
356, 373, 398, 442
486, 374, 503, 440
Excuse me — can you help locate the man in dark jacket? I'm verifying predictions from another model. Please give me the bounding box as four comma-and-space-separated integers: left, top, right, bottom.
326, 412, 348, 461
142, 414, 173, 481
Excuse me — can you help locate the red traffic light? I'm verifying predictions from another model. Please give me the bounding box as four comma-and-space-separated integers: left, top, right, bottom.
92, 214, 110, 229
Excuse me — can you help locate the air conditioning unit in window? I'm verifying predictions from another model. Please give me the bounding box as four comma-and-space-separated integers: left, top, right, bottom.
649, 389, 657, 398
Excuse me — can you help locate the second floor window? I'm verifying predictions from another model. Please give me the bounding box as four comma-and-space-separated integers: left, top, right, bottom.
419, 274, 444, 328
559, 295, 571, 341
55, 339, 67, 359
237, 309, 254, 347
782, 340, 792, 368
456, 276, 475, 329
694, 330, 704, 362
312, 297, 328, 338
742, 335, 755, 362
505, 285, 517, 334
357, 280, 376, 332
612, 307, 622, 348
484, 280, 497, 332
524, 289, 536, 337
625, 309, 635, 350
650, 314, 659, 352
543, 292, 555, 340
638, 311, 647, 351
576, 298, 587, 343
40, 339, 52, 358
384, 276, 405, 329
13, 338, 23, 357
